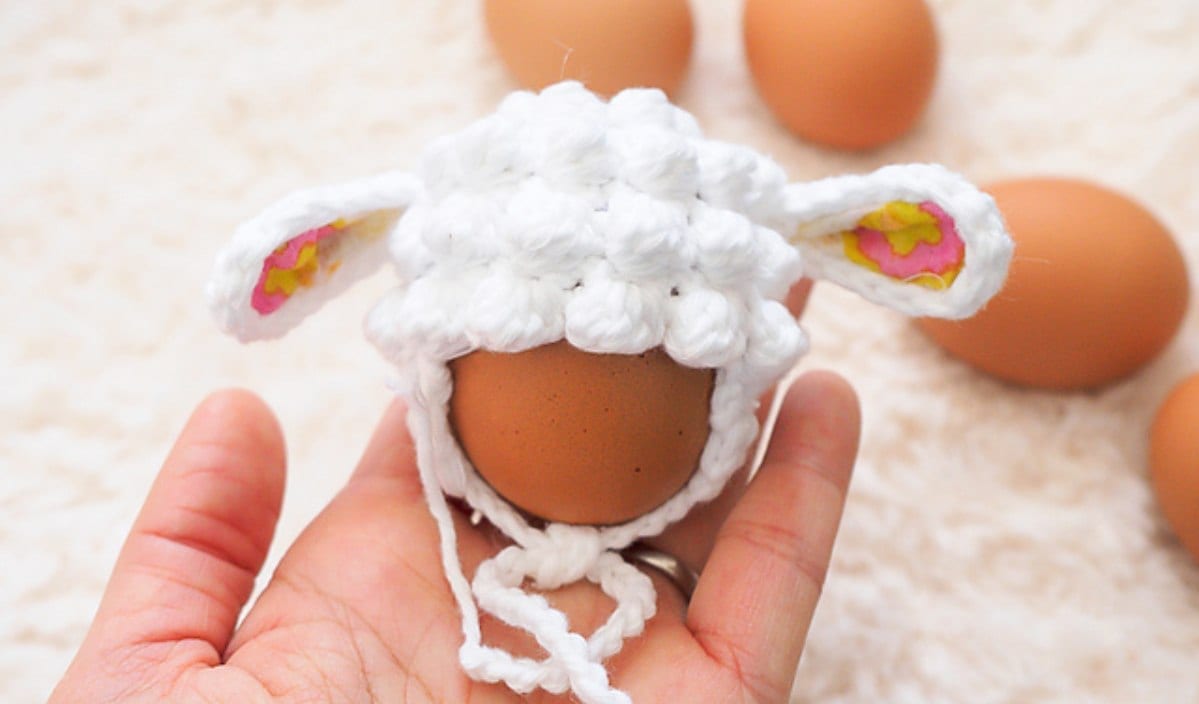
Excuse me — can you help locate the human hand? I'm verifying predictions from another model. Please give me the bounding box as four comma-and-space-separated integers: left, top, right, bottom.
52, 274, 859, 703
51, 366, 858, 704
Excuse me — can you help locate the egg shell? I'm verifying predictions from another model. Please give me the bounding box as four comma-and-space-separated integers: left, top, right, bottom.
743, 0, 938, 150
448, 341, 714, 526
918, 178, 1189, 390
1151, 373, 1199, 564
483, 0, 693, 98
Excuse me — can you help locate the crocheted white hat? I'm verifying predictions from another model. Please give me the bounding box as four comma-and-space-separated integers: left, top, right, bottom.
208, 82, 1011, 703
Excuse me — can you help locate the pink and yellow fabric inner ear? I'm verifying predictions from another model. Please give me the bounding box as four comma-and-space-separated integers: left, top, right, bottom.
252, 221, 344, 314
250, 209, 399, 315
838, 200, 965, 289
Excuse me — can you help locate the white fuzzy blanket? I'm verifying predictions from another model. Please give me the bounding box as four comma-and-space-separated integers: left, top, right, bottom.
4, 1, 1198, 702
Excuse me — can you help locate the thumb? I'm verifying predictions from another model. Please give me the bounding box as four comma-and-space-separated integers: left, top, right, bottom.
55, 390, 285, 698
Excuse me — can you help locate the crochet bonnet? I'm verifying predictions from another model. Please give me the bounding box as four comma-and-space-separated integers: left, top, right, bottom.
208, 82, 1011, 703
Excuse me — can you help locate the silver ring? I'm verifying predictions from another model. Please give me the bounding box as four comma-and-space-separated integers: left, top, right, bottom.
621, 543, 699, 602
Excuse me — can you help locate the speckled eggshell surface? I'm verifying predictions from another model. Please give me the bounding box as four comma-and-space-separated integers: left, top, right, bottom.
918, 178, 1189, 390
449, 341, 715, 526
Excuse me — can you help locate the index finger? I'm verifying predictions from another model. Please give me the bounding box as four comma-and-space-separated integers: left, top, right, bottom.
686, 370, 860, 702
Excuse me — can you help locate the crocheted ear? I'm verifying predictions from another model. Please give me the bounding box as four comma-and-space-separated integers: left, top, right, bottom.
785, 164, 1012, 319
207, 171, 421, 341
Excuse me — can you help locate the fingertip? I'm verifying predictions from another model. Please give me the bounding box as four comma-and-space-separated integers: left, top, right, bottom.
165, 388, 288, 532
779, 370, 861, 440
75, 389, 290, 667
146, 387, 288, 573
187, 388, 286, 472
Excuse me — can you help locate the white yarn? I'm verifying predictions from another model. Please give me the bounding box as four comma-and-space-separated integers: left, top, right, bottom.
787, 163, 1012, 319
207, 170, 422, 342
207, 81, 1012, 703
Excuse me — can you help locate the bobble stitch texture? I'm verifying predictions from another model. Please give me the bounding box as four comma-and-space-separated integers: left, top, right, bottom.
372, 84, 813, 704
210, 81, 1012, 704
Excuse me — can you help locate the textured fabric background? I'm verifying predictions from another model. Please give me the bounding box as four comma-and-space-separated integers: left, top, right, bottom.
4, 1, 1198, 702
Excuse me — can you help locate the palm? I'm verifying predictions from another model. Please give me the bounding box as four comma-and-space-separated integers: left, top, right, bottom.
53, 370, 858, 704
200, 480, 725, 703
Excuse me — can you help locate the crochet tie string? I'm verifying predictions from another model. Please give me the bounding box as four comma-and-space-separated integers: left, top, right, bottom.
464, 526, 658, 704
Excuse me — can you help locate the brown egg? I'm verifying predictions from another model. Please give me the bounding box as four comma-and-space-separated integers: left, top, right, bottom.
1151, 373, 1199, 563
483, 0, 693, 98
743, 0, 939, 150
449, 341, 714, 525
918, 179, 1189, 390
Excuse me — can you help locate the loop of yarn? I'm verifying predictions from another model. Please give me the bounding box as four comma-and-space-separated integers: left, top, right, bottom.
466, 535, 656, 704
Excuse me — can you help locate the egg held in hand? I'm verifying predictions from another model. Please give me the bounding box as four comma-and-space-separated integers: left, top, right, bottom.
449, 341, 715, 526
